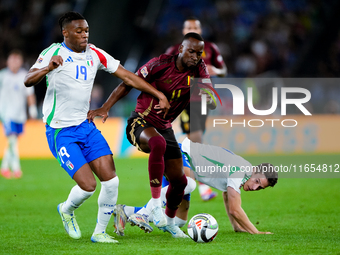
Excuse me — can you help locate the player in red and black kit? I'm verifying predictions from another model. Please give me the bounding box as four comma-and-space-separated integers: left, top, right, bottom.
87, 32, 216, 238
166, 17, 227, 201
166, 18, 227, 79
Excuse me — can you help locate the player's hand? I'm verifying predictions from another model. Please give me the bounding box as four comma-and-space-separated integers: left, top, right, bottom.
257, 231, 273, 234
206, 64, 218, 76
154, 95, 170, 118
87, 107, 109, 123
199, 89, 213, 104
48, 56, 63, 71
234, 227, 247, 233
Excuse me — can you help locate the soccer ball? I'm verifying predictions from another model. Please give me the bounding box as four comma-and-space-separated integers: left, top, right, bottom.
187, 213, 218, 243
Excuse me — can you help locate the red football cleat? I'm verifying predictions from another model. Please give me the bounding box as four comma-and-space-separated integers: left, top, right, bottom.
1, 169, 11, 179
13, 170, 23, 179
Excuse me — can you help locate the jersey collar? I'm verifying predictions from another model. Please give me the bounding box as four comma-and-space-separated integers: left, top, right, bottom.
61, 42, 85, 53
61, 42, 73, 52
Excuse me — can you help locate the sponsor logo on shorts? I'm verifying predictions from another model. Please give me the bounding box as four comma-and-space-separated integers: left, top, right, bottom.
137, 120, 144, 127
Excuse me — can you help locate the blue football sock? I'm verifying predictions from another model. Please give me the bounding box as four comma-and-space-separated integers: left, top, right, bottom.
134, 206, 143, 213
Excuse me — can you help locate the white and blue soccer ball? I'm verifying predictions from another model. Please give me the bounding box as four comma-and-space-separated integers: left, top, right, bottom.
187, 213, 218, 243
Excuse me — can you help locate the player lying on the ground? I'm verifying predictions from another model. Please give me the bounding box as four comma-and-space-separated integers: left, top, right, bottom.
115, 137, 278, 235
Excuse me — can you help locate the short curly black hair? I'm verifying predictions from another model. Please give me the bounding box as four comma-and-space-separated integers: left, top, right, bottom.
58, 11, 85, 31
183, 32, 204, 42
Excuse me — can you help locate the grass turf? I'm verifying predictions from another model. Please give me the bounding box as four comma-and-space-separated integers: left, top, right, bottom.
0, 154, 340, 255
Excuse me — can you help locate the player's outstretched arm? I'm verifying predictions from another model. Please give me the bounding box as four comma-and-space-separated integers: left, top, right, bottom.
206, 63, 227, 77
113, 65, 170, 118
24, 56, 63, 87
87, 82, 132, 123
226, 187, 272, 234
207, 42, 227, 77
222, 191, 246, 232
88, 65, 171, 122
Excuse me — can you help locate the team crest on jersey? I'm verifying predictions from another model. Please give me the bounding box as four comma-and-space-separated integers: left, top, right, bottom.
86, 55, 93, 67
141, 66, 148, 78
66, 160, 74, 170
36, 57, 43, 63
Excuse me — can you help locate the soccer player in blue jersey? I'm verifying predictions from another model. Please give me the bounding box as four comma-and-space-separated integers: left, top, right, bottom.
24, 11, 170, 243
117, 138, 278, 234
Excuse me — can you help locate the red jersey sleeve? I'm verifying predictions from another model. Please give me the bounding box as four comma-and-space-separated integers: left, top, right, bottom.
209, 42, 225, 69
189, 60, 212, 101
136, 56, 159, 82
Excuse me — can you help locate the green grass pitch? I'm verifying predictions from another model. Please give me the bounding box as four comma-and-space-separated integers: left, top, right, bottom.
0, 154, 340, 255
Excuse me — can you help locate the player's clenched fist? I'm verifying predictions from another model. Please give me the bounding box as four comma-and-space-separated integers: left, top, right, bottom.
48, 55, 63, 71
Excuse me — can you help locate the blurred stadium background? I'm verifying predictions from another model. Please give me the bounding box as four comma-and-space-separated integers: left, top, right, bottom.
0, 0, 340, 156
0, 1, 340, 254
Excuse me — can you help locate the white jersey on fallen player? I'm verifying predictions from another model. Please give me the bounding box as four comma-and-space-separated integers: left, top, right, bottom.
181, 138, 252, 194
0, 68, 34, 123
30, 42, 120, 128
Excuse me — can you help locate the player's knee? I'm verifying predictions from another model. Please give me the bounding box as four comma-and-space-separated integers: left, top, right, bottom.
180, 174, 188, 189
170, 174, 187, 191
79, 180, 97, 192
148, 136, 166, 154
85, 185, 96, 193
184, 177, 196, 194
